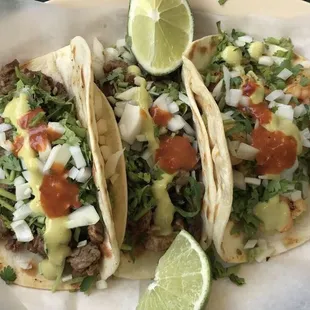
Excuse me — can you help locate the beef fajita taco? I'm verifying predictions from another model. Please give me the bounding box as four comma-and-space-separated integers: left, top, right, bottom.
0, 37, 121, 290
91, 37, 217, 279
182, 26, 310, 263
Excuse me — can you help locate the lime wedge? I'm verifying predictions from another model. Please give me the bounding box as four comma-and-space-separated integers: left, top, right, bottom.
137, 230, 211, 310
128, 0, 194, 76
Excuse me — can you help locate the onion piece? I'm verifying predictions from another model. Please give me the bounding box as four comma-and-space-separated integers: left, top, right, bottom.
265, 90, 284, 102
294, 104, 306, 118
167, 115, 185, 132
14, 201, 24, 210
227, 140, 240, 157
48, 122, 65, 135
39, 142, 51, 163
245, 177, 261, 186
277, 68, 293, 80
68, 166, 79, 180
240, 96, 249, 107
136, 134, 147, 142
75, 167, 92, 183
235, 40, 246, 47
0, 123, 12, 132
178, 92, 190, 106
290, 190, 302, 202
77, 240, 87, 248
0, 132, 5, 144
153, 93, 172, 109
43, 144, 71, 172
183, 122, 195, 136
22, 171, 30, 182
16, 183, 31, 201
280, 159, 298, 181
96, 280, 108, 290
223, 65, 231, 104
235, 143, 259, 160
268, 101, 277, 109
255, 247, 275, 263
258, 239, 268, 250
302, 136, 310, 148
212, 79, 223, 100
0, 140, 13, 152
0, 168, 4, 180
105, 149, 124, 179
13, 203, 32, 221
11, 220, 33, 242
69, 146, 86, 169
168, 102, 179, 114
227, 89, 242, 107
62, 274, 73, 282
233, 170, 246, 190
114, 106, 124, 118
244, 239, 258, 249
104, 47, 119, 61
258, 56, 274, 66
14, 176, 25, 186
272, 56, 285, 65
66, 205, 100, 229
275, 104, 294, 121
238, 35, 253, 43
301, 128, 310, 140
141, 149, 152, 161
115, 87, 138, 101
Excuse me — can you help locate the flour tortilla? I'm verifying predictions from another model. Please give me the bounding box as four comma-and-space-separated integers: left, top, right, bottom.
182, 35, 310, 263
0, 36, 122, 289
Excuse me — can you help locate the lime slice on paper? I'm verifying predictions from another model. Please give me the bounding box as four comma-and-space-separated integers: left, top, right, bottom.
137, 230, 211, 310
128, 0, 194, 76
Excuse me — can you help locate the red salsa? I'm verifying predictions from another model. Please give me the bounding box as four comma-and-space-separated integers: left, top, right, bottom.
252, 126, 297, 175
12, 136, 24, 156
242, 80, 258, 97
18, 108, 44, 129
150, 106, 172, 127
155, 136, 197, 174
40, 163, 81, 218
248, 103, 272, 125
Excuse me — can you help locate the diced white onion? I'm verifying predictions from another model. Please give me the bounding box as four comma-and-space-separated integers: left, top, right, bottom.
183, 133, 195, 143
272, 56, 285, 65
302, 136, 310, 148
142, 149, 152, 161
121, 51, 136, 64
118, 104, 142, 144
0, 168, 5, 180
221, 113, 232, 121
114, 106, 124, 118
115, 87, 138, 101
183, 122, 195, 136
100, 145, 112, 161
233, 170, 246, 190
48, 122, 65, 135
62, 274, 73, 282
238, 35, 253, 43
0, 140, 13, 152
69, 146, 86, 169
281, 159, 299, 181
75, 167, 92, 183
244, 239, 258, 249
239, 96, 249, 107
136, 134, 147, 142
0, 123, 12, 132
153, 93, 172, 110
96, 279, 108, 290
258, 56, 274, 66
235, 39, 246, 47
16, 183, 31, 201
39, 142, 51, 163
167, 115, 185, 132
279, 94, 292, 105
262, 179, 269, 187
223, 65, 231, 104
43, 144, 71, 172
294, 104, 306, 118
212, 79, 223, 100
265, 90, 284, 102
227, 89, 242, 107
178, 92, 190, 106
14, 176, 25, 186
11, 220, 33, 242
14, 201, 24, 210
290, 190, 302, 202
104, 47, 119, 62
268, 101, 278, 109
277, 68, 293, 81
244, 177, 261, 186
68, 166, 79, 180
66, 205, 100, 229
13, 203, 32, 221
105, 149, 124, 179
22, 171, 30, 182
228, 140, 240, 157
235, 143, 259, 160
134, 76, 145, 86
275, 104, 294, 121
116, 38, 126, 51
0, 132, 5, 143
255, 248, 275, 263
168, 102, 179, 114
21, 159, 26, 170
258, 239, 268, 250
77, 240, 87, 248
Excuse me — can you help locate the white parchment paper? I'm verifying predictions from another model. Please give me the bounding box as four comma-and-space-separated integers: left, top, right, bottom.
0, 1, 310, 309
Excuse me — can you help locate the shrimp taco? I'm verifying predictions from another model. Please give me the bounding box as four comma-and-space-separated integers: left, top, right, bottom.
92, 38, 217, 279
182, 26, 310, 263
0, 37, 121, 290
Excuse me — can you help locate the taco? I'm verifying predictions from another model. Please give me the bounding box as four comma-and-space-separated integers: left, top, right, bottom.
182, 26, 310, 263
0, 36, 121, 290
91, 37, 217, 279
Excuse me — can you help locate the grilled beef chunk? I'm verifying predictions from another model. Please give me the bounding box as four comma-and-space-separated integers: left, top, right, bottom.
5, 236, 23, 252
136, 211, 152, 234
144, 233, 175, 252
0, 218, 8, 239
67, 243, 101, 277
187, 214, 202, 242
103, 60, 128, 74
27, 235, 46, 257
0, 59, 19, 95
88, 223, 104, 245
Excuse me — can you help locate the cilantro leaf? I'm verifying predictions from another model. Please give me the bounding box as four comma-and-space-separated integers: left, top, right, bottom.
0, 155, 22, 172
218, 0, 228, 5
264, 37, 293, 50
0, 266, 16, 284
79, 276, 97, 295
229, 274, 246, 286
262, 179, 294, 201
300, 76, 310, 87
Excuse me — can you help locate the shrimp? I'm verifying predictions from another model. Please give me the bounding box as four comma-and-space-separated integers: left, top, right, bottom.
285, 69, 310, 104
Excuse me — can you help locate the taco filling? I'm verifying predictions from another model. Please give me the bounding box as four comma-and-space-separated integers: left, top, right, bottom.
197, 27, 310, 261
0, 60, 107, 288
93, 38, 205, 260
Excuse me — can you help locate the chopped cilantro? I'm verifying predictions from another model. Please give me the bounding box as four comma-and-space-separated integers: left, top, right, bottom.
0, 266, 16, 284
0, 155, 21, 172
264, 37, 293, 50
218, 0, 227, 5
229, 274, 246, 286
79, 276, 97, 295
262, 179, 294, 201
300, 76, 310, 87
